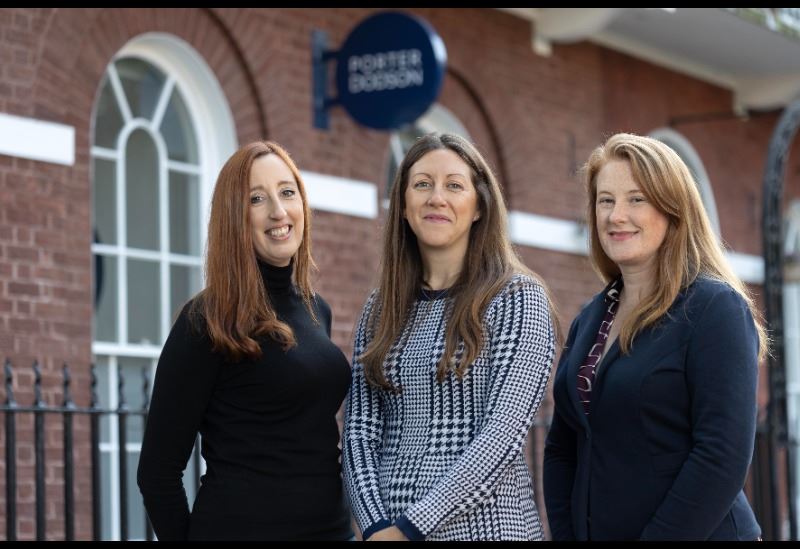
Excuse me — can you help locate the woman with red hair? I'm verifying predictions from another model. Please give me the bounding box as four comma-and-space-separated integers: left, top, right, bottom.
137, 141, 353, 541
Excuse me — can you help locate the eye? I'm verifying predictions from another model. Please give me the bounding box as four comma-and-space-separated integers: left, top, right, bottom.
413, 180, 431, 189
280, 188, 297, 198
631, 195, 646, 204
250, 194, 264, 205
597, 197, 613, 205
447, 181, 464, 191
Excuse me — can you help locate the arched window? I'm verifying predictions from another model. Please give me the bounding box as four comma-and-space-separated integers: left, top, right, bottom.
649, 128, 721, 237
385, 104, 470, 202
90, 34, 236, 540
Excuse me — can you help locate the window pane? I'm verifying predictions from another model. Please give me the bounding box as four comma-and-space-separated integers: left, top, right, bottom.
170, 264, 202, 322
100, 451, 113, 540
93, 356, 112, 444
127, 259, 160, 345
125, 130, 160, 251
93, 255, 118, 342
93, 158, 117, 245
169, 171, 200, 255
118, 357, 150, 442
93, 78, 125, 149
161, 89, 199, 164
126, 449, 147, 540
115, 58, 165, 122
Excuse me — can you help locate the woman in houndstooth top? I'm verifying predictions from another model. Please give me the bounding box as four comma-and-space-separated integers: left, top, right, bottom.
342, 133, 557, 541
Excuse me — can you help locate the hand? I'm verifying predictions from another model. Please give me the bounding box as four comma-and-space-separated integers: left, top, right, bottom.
366, 526, 409, 541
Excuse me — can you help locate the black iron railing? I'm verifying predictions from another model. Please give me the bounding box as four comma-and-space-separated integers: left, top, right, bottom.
0, 358, 200, 541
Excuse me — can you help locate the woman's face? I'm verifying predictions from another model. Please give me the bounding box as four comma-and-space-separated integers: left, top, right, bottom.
249, 153, 304, 267
403, 149, 480, 258
595, 159, 669, 272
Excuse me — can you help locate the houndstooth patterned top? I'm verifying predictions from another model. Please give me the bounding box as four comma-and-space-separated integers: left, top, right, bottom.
343, 274, 555, 541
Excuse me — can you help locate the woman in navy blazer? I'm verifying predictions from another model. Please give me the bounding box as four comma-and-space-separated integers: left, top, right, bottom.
543, 133, 768, 541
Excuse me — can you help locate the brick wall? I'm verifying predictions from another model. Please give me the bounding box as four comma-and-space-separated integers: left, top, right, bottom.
1, 6, 797, 540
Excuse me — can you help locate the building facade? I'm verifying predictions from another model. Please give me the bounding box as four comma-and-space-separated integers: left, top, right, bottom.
1, 7, 799, 540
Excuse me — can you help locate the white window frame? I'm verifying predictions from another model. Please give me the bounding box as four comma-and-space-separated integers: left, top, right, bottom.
90, 33, 236, 540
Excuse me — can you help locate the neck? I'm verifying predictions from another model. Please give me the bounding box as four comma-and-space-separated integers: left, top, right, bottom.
420, 244, 467, 290
618, 262, 656, 306
257, 257, 294, 294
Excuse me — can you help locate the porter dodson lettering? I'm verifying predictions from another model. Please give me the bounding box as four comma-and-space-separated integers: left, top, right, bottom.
347, 49, 424, 94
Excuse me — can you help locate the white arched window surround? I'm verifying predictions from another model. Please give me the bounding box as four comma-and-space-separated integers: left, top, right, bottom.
114, 33, 238, 277
90, 33, 237, 540
92, 33, 238, 359
649, 128, 721, 238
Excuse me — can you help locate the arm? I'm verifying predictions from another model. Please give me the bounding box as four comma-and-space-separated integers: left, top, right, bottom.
136, 304, 220, 540
342, 293, 392, 540
543, 317, 581, 541
640, 287, 759, 540
395, 279, 556, 540
543, 406, 578, 540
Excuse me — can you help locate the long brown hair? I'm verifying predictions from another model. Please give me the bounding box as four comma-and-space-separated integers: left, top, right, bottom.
360, 132, 558, 390
584, 133, 768, 361
190, 141, 316, 362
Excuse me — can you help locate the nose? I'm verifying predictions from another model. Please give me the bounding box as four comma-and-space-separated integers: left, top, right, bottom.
608, 201, 627, 224
267, 197, 287, 220
427, 186, 447, 207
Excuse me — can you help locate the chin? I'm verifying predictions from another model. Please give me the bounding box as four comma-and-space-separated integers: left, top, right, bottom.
419, 239, 452, 249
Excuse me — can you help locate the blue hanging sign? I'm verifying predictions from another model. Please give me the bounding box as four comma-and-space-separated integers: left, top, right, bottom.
312, 12, 447, 131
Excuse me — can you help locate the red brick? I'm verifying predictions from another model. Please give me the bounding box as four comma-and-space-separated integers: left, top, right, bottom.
8, 282, 39, 297
0, 7, 793, 540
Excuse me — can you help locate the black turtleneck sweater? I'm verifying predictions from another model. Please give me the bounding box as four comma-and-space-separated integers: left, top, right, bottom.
137, 260, 353, 541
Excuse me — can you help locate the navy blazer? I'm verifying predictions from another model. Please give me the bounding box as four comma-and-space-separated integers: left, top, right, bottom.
543, 277, 761, 541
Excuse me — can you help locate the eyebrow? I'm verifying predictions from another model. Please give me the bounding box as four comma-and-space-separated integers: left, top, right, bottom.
249, 180, 297, 191
410, 172, 468, 179
597, 189, 643, 194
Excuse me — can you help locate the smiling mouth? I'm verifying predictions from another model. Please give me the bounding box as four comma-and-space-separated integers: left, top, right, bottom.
266, 225, 291, 238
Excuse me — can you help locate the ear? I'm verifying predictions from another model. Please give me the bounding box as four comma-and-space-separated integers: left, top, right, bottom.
473, 210, 481, 222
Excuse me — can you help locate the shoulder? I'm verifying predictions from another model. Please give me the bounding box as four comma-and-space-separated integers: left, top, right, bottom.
352, 288, 381, 334
359, 288, 381, 316
497, 273, 545, 298
488, 273, 550, 315
313, 292, 333, 318
570, 283, 610, 323
561, 282, 609, 343
161, 295, 211, 351
175, 296, 200, 329
682, 276, 747, 317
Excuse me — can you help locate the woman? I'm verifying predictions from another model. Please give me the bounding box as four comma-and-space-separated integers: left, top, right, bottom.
342, 133, 557, 541
137, 141, 353, 541
543, 133, 767, 541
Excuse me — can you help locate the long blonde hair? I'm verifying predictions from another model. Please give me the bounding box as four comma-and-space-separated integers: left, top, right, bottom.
360, 133, 558, 390
191, 141, 316, 363
584, 133, 768, 361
